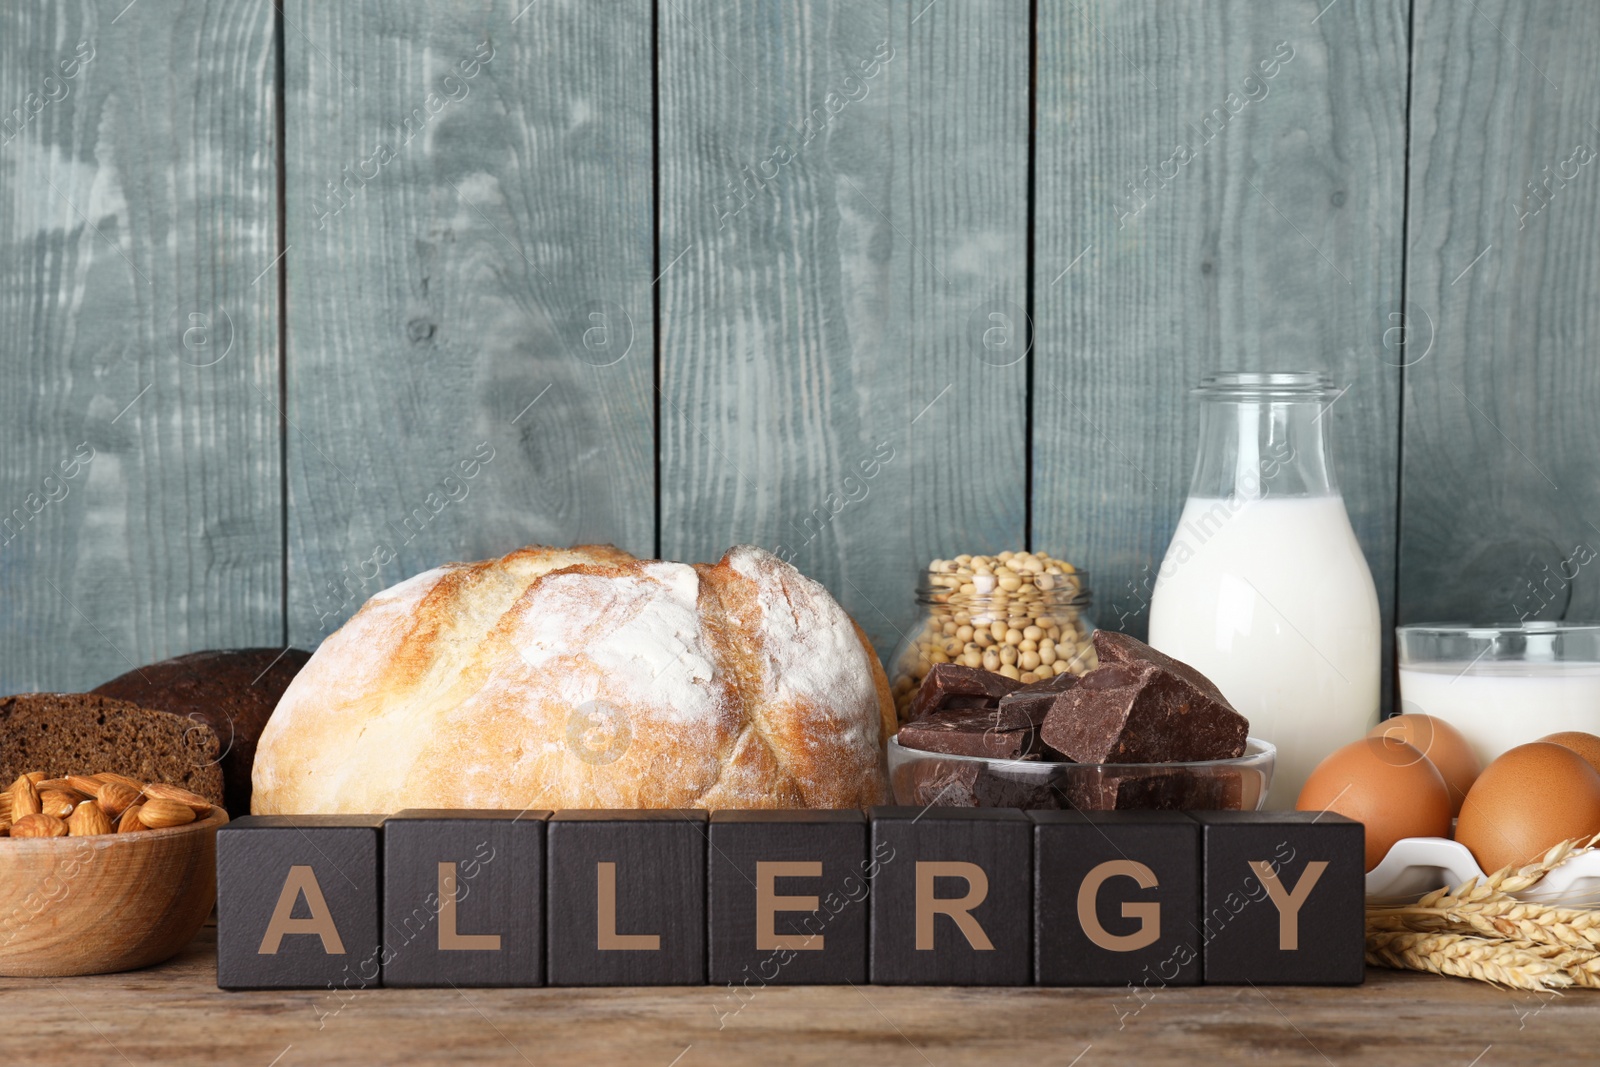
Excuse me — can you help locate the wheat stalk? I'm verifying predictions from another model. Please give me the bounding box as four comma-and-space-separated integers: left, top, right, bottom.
1449, 901, 1600, 953
1365, 930, 1572, 990
1365, 833, 1600, 989
1416, 832, 1600, 909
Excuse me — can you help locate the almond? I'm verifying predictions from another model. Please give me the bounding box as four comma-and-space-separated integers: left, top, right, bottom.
22, 771, 46, 786
117, 805, 147, 833
11, 813, 67, 838
66, 800, 114, 837
96, 772, 144, 792
95, 781, 142, 819
137, 798, 196, 829
38, 790, 78, 819
141, 782, 212, 815
9, 775, 41, 818
35, 778, 77, 793
0, 792, 12, 818
67, 774, 107, 795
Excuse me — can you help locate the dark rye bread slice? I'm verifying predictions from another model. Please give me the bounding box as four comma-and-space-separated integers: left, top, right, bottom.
0, 693, 224, 805
93, 647, 311, 816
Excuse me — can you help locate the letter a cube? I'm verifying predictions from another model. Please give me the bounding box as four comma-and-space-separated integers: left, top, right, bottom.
216, 815, 384, 990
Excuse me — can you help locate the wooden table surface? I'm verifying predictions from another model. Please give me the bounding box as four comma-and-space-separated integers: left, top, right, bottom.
3, 926, 1596, 1066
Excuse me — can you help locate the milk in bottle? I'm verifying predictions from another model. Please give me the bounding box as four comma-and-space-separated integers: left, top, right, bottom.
1147, 373, 1381, 808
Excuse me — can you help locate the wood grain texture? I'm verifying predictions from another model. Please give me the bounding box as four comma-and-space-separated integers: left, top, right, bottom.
657, 0, 1030, 661
546, 812, 706, 986
215, 816, 383, 990
3, 930, 1597, 1065
1032, 1, 1408, 701
0, 0, 280, 692
1398, 0, 1600, 626
870, 807, 1032, 985
284, 0, 655, 644
0, 807, 224, 977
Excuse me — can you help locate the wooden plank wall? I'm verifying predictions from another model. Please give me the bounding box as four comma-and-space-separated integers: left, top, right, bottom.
0, 0, 279, 693
1399, 0, 1600, 627
658, 0, 1030, 661
1034, 0, 1409, 700
0, 0, 1596, 699
283, 0, 656, 646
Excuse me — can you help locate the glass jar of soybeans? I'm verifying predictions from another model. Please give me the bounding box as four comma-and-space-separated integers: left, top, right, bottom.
888, 552, 1096, 724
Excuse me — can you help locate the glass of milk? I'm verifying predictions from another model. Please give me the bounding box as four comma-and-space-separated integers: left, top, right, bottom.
1147, 371, 1381, 808
1397, 622, 1600, 764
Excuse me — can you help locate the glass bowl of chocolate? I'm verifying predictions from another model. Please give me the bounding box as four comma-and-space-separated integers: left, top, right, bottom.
888, 630, 1275, 811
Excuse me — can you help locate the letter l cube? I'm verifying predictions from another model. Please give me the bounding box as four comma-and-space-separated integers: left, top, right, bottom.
546, 811, 706, 985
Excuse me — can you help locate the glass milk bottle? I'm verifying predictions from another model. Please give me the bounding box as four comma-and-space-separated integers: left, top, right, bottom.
1147, 372, 1380, 808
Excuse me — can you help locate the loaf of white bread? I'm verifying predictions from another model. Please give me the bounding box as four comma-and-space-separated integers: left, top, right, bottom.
252, 544, 894, 813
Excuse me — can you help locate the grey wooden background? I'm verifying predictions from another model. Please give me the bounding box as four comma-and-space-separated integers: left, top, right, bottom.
2, 0, 1596, 709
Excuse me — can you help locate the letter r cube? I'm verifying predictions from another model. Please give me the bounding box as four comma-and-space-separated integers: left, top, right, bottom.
869, 808, 1030, 985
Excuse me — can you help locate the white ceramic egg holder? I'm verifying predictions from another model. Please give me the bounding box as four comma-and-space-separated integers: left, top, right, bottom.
1365, 837, 1600, 905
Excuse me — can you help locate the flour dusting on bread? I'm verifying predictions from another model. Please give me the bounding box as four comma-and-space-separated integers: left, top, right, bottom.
726, 546, 880, 754
253, 544, 890, 813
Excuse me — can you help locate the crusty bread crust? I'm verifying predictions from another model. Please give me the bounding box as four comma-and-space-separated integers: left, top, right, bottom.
253, 545, 891, 813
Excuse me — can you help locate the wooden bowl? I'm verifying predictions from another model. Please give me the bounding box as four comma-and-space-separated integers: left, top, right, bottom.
0, 807, 228, 976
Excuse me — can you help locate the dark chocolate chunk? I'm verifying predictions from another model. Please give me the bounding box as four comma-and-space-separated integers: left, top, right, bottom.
1092, 630, 1235, 710
908, 664, 1023, 721
973, 771, 1062, 809
1016, 670, 1083, 695
898, 708, 1036, 759
995, 671, 1080, 728
928, 694, 1005, 716
897, 756, 981, 806
1041, 660, 1249, 764
1061, 767, 1244, 811
895, 756, 1061, 810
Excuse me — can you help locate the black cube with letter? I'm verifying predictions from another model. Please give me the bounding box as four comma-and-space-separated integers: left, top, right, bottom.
381, 810, 550, 987
1190, 810, 1365, 985
546, 810, 707, 985
216, 815, 385, 991
707, 809, 870, 986
1031, 810, 1202, 987
868, 807, 1031, 985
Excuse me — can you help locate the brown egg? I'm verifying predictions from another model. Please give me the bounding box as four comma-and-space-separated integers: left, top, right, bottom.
1538, 731, 1600, 776
1455, 742, 1600, 875
1297, 736, 1453, 871
1368, 713, 1483, 815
